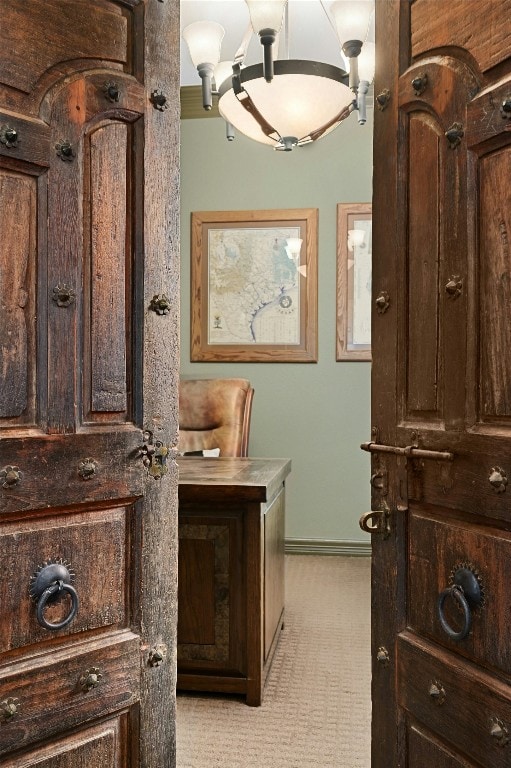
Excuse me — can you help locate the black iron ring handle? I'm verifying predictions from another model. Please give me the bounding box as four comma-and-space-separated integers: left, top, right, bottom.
437, 584, 471, 641
36, 580, 79, 631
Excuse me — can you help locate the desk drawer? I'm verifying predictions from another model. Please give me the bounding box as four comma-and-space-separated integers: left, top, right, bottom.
0, 632, 139, 755
398, 633, 511, 768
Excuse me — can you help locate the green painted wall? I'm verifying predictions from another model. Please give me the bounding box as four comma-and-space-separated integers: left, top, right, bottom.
180, 112, 373, 546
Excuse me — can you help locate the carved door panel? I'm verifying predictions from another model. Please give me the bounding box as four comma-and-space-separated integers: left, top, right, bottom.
369, 1, 511, 765
0, 2, 180, 766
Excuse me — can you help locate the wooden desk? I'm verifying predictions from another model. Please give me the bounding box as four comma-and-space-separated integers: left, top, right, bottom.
177, 457, 291, 706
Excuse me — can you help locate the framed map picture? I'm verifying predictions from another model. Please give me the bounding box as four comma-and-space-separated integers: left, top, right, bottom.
336, 203, 372, 361
190, 208, 318, 362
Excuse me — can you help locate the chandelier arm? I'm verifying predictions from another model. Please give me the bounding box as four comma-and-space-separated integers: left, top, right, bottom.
304, 101, 354, 143
234, 89, 282, 142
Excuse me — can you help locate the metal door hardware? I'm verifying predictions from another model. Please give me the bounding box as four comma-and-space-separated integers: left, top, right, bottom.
150, 90, 168, 111
361, 442, 453, 462
445, 276, 463, 299
78, 458, 97, 480
437, 566, 483, 642
359, 506, 390, 539
149, 294, 171, 315
103, 81, 120, 102
428, 681, 446, 705
445, 122, 464, 149
412, 73, 428, 96
149, 644, 168, 667
376, 89, 390, 111
376, 647, 390, 666
0, 124, 19, 147
30, 559, 79, 631
490, 718, 509, 747
375, 291, 390, 314
0, 698, 20, 721
489, 467, 507, 493
370, 469, 388, 494
501, 98, 511, 119
52, 284, 76, 307
79, 667, 102, 692
55, 140, 75, 161
0, 465, 22, 488
138, 431, 169, 479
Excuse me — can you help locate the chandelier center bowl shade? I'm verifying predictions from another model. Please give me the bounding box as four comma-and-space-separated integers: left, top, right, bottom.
218, 59, 353, 148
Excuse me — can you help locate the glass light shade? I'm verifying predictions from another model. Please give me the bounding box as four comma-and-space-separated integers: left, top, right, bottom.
348, 229, 366, 251
245, 0, 287, 34
358, 41, 375, 82
214, 60, 234, 90
285, 237, 303, 259
183, 21, 225, 68
329, 0, 373, 44
218, 60, 353, 149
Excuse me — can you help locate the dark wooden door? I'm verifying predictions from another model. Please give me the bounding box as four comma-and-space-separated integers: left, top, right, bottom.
368, 1, 511, 765
0, 2, 180, 766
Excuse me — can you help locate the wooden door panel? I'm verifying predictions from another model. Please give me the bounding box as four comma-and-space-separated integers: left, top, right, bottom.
0, 1, 179, 764
0, 0, 129, 98
411, 0, 511, 74
408, 441, 511, 524
3, 715, 130, 768
0, 432, 143, 514
178, 512, 245, 674
0, 505, 136, 653
398, 633, 511, 768
406, 113, 441, 418
0, 170, 37, 425
0, 632, 139, 757
372, 3, 511, 766
408, 507, 511, 673
397, 58, 478, 434
408, 724, 483, 768
0, 112, 50, 167
478, 145, 511, 421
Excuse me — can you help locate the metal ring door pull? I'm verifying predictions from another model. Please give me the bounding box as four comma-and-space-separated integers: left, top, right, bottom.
30, 560, 79, 631
437, 567, 483, 641
36, 581, 79, 630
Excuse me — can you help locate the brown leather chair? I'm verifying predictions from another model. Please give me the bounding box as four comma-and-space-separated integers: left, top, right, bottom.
178, 378, 254, 457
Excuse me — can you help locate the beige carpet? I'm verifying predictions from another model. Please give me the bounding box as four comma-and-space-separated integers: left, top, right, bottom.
177, 554, 371, 767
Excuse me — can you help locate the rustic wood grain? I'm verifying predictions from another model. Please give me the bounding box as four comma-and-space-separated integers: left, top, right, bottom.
373, 1, 511, 765
90, 123, 128, 414
411, 0, 511, 76
137, 0, 180, 764
0, 1, 180, 766
399, 632, 511, 768
0, 173, 34, 422
3, 716, 128, 768
370, 2, 411, 766
0, 632, 139, 757
176, 458, 290, 706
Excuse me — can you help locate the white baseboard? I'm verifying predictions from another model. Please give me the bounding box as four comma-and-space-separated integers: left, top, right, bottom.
285, 538, 371, 557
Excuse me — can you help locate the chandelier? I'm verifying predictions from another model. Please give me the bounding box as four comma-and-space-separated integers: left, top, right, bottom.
183, 0, 375, 151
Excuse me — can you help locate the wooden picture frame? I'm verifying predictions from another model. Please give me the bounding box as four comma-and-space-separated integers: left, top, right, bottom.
336, 203, 372, 361
191, 208, 318, 362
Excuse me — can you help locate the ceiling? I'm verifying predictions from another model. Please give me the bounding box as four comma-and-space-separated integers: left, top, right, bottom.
180, 1, 355, 87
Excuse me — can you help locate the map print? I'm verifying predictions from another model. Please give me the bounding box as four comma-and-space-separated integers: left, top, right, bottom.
208, 226, 302, 345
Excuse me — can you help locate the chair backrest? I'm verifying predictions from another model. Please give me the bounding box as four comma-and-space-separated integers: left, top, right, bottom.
178, 378, 254, 457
